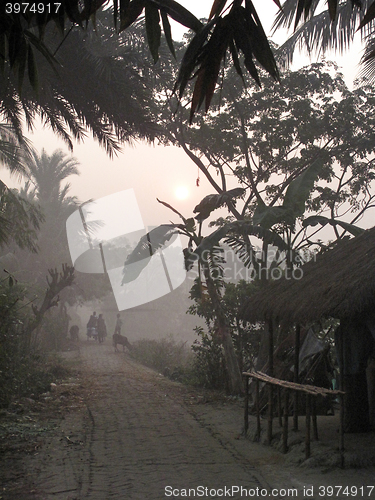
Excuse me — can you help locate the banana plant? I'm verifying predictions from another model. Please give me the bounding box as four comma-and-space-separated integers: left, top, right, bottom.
251, 157, 324, 272
302, 215, 364, 237
122, 187, 300, 394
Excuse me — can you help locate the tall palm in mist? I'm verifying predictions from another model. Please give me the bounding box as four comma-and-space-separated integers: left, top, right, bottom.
0, 124, 43, 252
25, 148, 79, 207
14, 148, 80, 279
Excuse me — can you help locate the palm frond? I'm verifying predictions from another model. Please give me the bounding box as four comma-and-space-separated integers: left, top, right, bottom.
274, 0, 370, 67
358, 31, 375, 82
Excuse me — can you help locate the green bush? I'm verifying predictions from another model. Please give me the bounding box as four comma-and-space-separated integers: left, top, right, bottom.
0, 276, 72, 407
187, 280, 261, 391
190, 326, 229, 390
130, 336, 194, 383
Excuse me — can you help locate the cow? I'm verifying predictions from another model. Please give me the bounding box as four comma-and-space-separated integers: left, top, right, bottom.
113, 333, 132, 352
69, 325, 79, 342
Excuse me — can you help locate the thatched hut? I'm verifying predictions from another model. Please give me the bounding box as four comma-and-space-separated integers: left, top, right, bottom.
241, 227, 375, 432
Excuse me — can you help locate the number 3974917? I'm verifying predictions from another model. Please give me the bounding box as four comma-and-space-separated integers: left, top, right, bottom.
5, 3, 62, 14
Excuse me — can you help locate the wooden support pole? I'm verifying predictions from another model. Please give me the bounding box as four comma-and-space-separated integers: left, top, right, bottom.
282, 389, 289, 454
339, 392, 345, 468
278, 386, 283, 427
267, 383, 273, 445
256, 378, 261, 441
305, 394, 311, 459
268, 320, 274, 377
338, 326, 345, 468
267, 320, 274, 445
293, 324, 301, 431
312, 397, 318, 441
243, 370, 344, 459
244, 375, 249, 435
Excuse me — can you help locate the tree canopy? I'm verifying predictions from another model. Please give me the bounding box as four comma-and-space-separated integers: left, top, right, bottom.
2, 0, 375, 124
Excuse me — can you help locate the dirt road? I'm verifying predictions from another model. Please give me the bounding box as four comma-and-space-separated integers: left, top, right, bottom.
21, 340, 270, 500
2, 339, 375, 500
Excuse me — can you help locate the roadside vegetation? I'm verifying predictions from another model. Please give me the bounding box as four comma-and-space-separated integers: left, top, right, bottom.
1, 2, 375, 433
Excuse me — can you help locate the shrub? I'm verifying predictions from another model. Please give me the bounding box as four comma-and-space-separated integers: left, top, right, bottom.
130, 336, 194, 383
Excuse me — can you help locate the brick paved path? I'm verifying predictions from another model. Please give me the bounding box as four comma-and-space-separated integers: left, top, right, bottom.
36, 341, 269, 500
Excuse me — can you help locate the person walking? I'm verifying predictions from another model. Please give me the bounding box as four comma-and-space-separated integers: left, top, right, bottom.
87, 311, 98, 340
114, 313, 122, 335
97, 314, 107, 344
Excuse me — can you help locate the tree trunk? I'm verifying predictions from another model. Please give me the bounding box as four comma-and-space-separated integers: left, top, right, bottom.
219, 324, 244, 394
202, 263, 243, 394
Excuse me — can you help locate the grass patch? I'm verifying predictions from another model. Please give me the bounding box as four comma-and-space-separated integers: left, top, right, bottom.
129, 336, 194, 383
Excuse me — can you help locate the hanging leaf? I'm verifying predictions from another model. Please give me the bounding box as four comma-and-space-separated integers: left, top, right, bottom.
122, 224, 180, 284
27, 44, 39, 92
272, 0, 283, 9
160, 11, 175, 58
193, 188, 245, 220
156, 197, 188, 224
16, 38, 28, 94
119, 0, 146, 32
294, 0, 314, 29
357, 1, 375, 30
282, 157, 323, 217
302, 216, 365, 237
174, 19, 217, 99
192, 221, 291, 264
229, 40, 245, 83
253, 201, 290, 229
118, 0, 131, 29
327, 0, 338, 21
155, 0, 203, 32
209, 0, 228, 20
188, 16, 232, 120
145, 2, 161, 63
232, 14, 261, 86
244, 1, 279, 81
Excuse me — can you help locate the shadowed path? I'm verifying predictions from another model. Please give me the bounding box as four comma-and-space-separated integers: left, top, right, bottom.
36, 340, 269, 500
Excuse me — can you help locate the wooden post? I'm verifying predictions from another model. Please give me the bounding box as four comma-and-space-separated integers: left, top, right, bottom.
312, 397, 318, 441
338, 326, 345, 468
282, 389, 289, 454
305, 394, 311, 459
293, 324, 301, 431
244, 375, 249, 435
267, 320, 274, 444
278, 386, 283, 427
339, 392, 345, 468
267, 384, 273, 445
255, 378, 261, 441
268, 320, 274, 377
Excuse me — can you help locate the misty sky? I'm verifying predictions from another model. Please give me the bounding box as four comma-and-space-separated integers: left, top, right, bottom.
2, 1, 365, 229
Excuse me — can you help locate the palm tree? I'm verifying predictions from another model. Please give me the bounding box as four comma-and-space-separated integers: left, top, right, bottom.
273, 0, 375, 81
0, 123, 43, 251
25, 148, 80, 206
0, 10, 159, 157
8, 148, 80, 280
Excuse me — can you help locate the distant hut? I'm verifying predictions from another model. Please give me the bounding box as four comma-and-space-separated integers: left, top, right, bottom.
241, 227, 375, 432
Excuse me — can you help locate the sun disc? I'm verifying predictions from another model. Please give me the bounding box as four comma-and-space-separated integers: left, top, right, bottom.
175, 186, 189, 200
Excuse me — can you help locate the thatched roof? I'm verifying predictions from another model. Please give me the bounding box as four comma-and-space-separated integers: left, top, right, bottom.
241, 226, 375, 326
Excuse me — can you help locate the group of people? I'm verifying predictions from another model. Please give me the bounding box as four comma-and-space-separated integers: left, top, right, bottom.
86, 311, 123, 343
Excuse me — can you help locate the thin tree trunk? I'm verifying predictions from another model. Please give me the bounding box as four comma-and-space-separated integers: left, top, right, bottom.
203, 262, 243, 394
219, 324, 243, 394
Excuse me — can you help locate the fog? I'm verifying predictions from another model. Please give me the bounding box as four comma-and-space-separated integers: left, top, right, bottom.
0, 1, 369, 349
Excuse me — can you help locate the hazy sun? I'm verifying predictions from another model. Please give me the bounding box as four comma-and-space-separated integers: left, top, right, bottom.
175, 186, 189, 200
